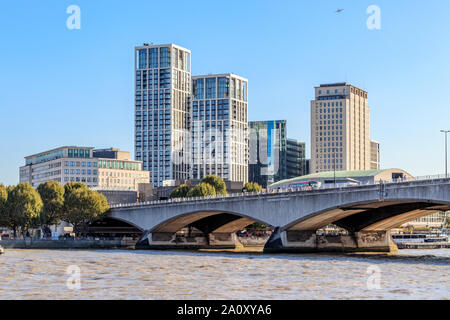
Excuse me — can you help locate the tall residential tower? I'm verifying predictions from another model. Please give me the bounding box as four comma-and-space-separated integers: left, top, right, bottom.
191, 73, 248, 183
134, 44, 191, 186
310, 83, 372, 173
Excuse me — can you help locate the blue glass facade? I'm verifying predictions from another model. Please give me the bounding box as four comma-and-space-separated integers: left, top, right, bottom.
248, 120, 287, 187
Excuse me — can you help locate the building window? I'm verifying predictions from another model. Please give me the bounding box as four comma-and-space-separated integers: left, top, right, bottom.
160, 47, 170, 68
218, 77, 229, 98
137, 49, 147, 69
206, 77, 216, 99
194, 78, 204, 99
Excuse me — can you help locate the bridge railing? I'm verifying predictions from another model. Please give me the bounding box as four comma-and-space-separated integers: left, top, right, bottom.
109, 174, 450, 209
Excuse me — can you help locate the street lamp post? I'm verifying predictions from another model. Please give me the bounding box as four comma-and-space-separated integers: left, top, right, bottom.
333, 146, 336, 188
441, 130, 450, 178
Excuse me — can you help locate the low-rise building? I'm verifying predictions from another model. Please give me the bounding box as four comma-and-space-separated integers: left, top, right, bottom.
20, 147, 149, 191
20, 146, 98, 188
268, 168, 414, 190
94, 148, 149, 190
401, 211, 447, 229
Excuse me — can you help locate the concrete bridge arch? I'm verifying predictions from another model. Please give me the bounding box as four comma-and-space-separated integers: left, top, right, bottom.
150, 209, 271, 234
283, 198, 450, 232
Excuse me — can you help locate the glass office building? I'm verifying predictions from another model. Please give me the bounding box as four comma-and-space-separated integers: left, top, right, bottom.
191, 74, 248, 183
248, 120, 287, 187
286, 139, 307, 179
134, 44, 191, 186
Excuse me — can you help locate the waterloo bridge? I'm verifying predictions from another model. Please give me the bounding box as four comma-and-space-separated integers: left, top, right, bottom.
105, 178, 450, 253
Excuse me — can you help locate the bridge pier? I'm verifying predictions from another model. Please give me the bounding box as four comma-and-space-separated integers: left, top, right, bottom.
264, 228, 397, 253
135, 231, 242, 250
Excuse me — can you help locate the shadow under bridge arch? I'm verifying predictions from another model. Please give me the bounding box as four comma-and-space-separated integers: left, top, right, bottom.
89, 217, 144, 235
150, 210, 273, 235
282, 199, 450, 232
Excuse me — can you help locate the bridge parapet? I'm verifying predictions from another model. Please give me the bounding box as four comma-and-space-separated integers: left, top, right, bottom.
111, 178, 450, 210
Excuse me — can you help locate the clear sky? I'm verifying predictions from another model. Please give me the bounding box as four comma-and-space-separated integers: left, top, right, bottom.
1, 0, 450, 186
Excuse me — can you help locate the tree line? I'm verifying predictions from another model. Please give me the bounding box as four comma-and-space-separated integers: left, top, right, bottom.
0, 181, 109, 238
169, 175, 263, 199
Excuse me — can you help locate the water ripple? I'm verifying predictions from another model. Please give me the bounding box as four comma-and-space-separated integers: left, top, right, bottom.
0, 249, 448, 299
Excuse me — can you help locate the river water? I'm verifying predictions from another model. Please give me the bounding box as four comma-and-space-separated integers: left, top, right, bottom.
0, 249, 448, 300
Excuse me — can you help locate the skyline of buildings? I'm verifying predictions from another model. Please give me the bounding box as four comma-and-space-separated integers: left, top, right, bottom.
3, 1, 450, 191
17, 43, 385, 190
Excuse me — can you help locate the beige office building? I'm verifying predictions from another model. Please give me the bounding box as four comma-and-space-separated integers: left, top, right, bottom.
95, 148, 150, 190
401, 211, 447, 229
311, 83, 372, 173
20, 147, 149, 191
20, 147, 99, 188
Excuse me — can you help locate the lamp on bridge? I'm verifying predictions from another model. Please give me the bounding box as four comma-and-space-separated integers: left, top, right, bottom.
440, 130, 450, 178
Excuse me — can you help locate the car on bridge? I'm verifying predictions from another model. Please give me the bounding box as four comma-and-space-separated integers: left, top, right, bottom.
286, 180, 322, 191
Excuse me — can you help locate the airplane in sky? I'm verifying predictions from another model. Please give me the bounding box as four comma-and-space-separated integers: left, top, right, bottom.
336, 8, 344, 13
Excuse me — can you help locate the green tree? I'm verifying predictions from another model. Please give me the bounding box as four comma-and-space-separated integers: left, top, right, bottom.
63, 183, 109, 235
186, 183, 216, 198
201, 175, 227, 195
170, 184, 191, 199
37, 181, 65, 229
5, 183, 43, 238
64, 182, 86, 194
0, 184, 8, 228
244, 182, 263, 192
246, 222, 267, 230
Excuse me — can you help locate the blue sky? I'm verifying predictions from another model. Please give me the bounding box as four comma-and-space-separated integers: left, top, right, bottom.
1, 0, 450, 186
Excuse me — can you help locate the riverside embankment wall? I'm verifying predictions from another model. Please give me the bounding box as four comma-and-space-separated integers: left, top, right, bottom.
0, 239, 137, 249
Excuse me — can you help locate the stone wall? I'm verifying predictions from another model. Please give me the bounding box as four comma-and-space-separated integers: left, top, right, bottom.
0, 239, 137, 250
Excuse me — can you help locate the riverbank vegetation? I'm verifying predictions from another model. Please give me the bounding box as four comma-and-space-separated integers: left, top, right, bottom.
170, 175, 227, 198
169, 175, 264, 199
0, 182, 109, 238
